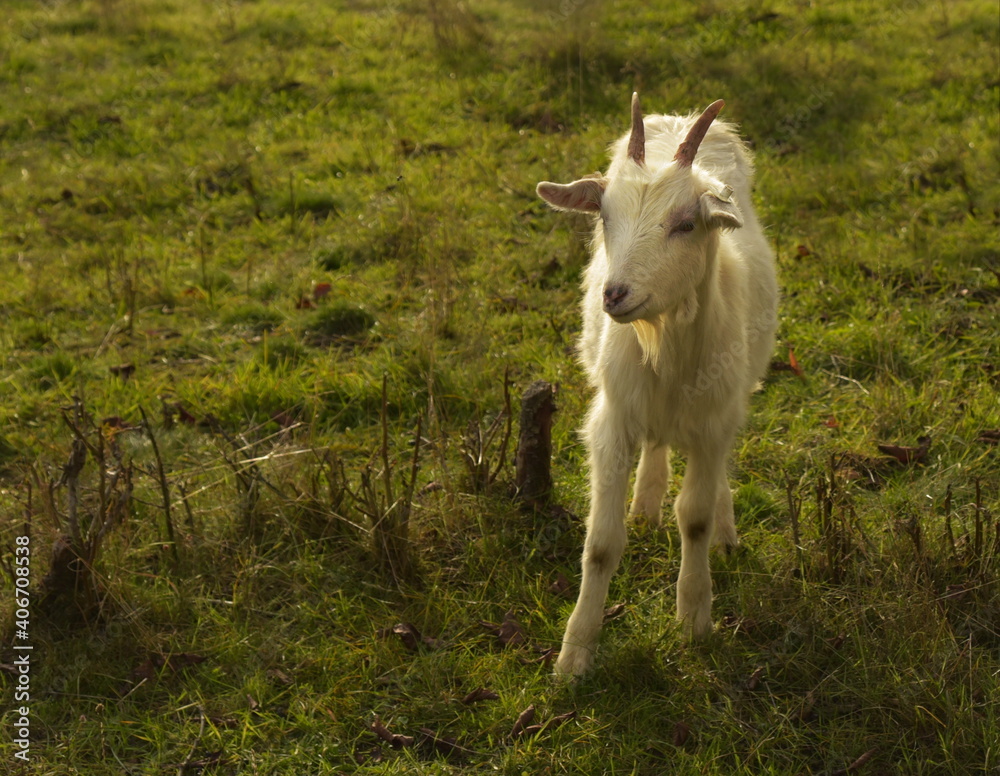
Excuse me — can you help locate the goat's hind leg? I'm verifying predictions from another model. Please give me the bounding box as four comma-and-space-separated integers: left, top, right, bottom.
712, 473, 738, 550
674, 450, 727, 640
629, 442, 670, 527
556, 410, 633, 677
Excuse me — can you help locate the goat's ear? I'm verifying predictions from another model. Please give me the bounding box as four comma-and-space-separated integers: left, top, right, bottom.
700, 191, 743, 230
536, 177, 606, 213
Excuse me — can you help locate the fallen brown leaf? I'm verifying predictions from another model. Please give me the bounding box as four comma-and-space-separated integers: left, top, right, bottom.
460, 687, 499, 705
168, 653, 208, 671
419, 480, 444, 495
746, 666, 765, 691
371, 717, 414, 749
508, 708, 577, 739
481, 611, 527, 648
799, 689, 817, 722
381, 622, 441, 652
831, 747, 878, 775
267, 667, 293, 686
101, 416, 140, 445
535, 648, 557, 669
547, 572, 572, 598
769, 349, 805, 378
603, 602, 626, 622
788, 346, 804, 377
977, 429, 1000, 445
672, 721, 692, 746
835, 452, 892, 489
877, 435, 930, 465
540, 710, 577, 732
518, 647, 558, 667
720, 614, 758, 634
497, 611, 527, 647
354, 745, 384, 765
390, 622, 422, 651
101, 415, 133, 431
510, 705, 535, 738
418, 727, 462, 757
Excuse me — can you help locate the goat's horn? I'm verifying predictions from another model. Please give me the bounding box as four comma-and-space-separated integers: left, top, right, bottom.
674, 99, 725, 168
627, 92, 644, 166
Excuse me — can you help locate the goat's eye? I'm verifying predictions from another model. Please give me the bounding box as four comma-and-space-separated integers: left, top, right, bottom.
671, 221, 696, 235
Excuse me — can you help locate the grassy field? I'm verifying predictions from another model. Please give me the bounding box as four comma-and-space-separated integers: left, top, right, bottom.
1, 0, 998, 773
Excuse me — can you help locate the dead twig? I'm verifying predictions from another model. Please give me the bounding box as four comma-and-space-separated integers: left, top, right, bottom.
140, 406, 179, 567
350, 375, 422, 584
460, 366, 513, 493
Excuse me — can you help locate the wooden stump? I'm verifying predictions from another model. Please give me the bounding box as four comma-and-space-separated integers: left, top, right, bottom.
515, 380, 556, 505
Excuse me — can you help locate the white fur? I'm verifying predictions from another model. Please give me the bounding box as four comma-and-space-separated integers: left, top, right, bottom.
537, 100, 778, 676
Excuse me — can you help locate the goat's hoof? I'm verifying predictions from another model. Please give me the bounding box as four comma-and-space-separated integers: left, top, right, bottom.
711, 524, 738, 551
686, 619, 714, 641
554, 645, 594, 677
628, 500, 664, 528
679, 610, 714, 642
630, 510, 664, 532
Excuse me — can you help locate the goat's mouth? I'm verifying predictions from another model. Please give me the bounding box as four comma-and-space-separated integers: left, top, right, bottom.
607, 297, 650, 323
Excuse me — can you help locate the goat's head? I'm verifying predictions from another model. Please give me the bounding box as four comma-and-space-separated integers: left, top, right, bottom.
537, 94, 742, 328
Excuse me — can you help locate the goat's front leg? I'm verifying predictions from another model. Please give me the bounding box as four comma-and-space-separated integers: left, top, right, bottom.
555, 406, 633, 677
674, 449, 728, 639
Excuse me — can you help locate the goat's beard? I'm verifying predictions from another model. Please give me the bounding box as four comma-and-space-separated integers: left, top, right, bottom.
631, 315, 664, 372
630, 290, 699, 372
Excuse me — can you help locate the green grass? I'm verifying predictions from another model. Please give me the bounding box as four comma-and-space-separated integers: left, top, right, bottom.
1, 0, 998, 773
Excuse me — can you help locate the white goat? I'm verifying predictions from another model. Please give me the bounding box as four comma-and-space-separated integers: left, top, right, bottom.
537, 94, 778, 676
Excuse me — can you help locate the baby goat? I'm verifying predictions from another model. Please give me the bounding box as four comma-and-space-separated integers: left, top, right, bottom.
537, 94, 778, 676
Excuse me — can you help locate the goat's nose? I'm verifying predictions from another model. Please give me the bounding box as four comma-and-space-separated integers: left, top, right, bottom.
603, 283, 630, 313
